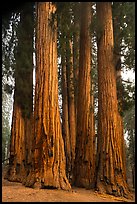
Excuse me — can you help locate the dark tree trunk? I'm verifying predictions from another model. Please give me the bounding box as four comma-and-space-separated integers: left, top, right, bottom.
73, 2, 80, 122
61, 38, 71, 181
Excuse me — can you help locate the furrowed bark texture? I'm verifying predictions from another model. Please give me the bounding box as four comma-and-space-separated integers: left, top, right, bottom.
73, 2, 95, 189
96, 2, 130, 198
34, 2, 71, 190
5, 101, 25, 182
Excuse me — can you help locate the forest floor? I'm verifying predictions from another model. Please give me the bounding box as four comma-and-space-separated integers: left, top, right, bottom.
2, 167, 135, 202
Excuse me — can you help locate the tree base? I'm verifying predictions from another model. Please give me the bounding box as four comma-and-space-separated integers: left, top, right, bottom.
22, 171, 36, 187
4, 166, 21, 183
40, 176, 71, 191
96, 180, 133, 199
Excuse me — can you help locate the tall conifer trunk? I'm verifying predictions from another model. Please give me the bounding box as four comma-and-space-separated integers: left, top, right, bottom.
61, 37, 71, 181
33, 2, 71, 190
5, 3, 33, 183
61, 23, 76, 184
66, 37, 76, 182
113, 13, 127, 186
73, 2, 95, 189
96, 2, 130, 198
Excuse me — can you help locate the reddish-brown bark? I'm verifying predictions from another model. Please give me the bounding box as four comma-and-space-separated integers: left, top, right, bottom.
5, 4, 33, 184
96, 2, 130, 198
33, 2, 71, 190
73, 2, 95, 189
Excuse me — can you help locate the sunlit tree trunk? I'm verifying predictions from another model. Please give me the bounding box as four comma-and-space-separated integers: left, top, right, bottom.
96, 2, 130, 197
5, 100, 25, 182
73, 2, 95, 189
5, 3, 33, 183
33, 2, 71, 190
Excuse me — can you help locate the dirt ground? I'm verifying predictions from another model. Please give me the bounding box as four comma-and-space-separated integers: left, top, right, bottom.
2, 176, 135, 202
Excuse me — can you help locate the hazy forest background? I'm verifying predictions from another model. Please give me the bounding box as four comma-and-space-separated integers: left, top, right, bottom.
2, 2, 135, 201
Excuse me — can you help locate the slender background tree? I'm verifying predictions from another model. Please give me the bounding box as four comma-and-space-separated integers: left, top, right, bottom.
73, 2, 95, 189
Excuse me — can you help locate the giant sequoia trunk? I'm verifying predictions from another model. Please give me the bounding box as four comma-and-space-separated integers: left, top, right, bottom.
73, 2, 95, 189
5, 3, 33, 183
5, 100, 26, 182
96, 2, 130, 198
33, 2, 71, 190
